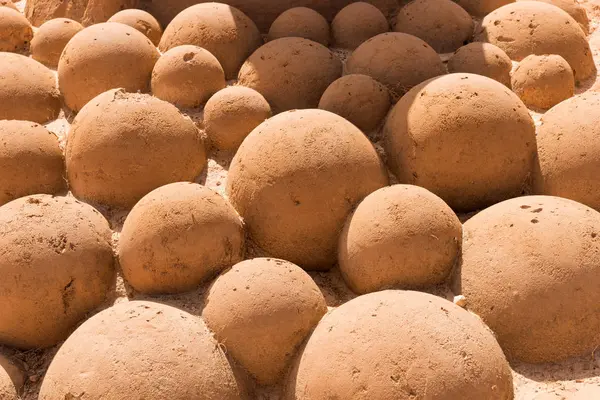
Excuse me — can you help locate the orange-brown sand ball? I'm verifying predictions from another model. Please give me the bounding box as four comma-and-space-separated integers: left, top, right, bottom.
30, 18, 84, 68
285, 290, 514, 399
459, 196, 600, 363
318, 74, 391, 133
66, 89, 206, 209
453, 0, 514, 16
227, 109, 388, 270
448, 42, 512, 87
58, 22, 159, 112
0, 363, 17, 400
0, 1, 17, 11
0, 7, 32, 52
39, 301, 243, 400
151, 45, 226, 108
159, 3, 262, 79
25, 0, 138, 27
0, 195, 114, 349
238, 37, 342, 113
331, 2, 389, 50
118, 183, 245, 294
517, 0, 589, 34
268, 7, 330, 46
204, 86, 272, 150
108, 9, 162, 46
384, 73, 536, 211
203, 258, 327, 385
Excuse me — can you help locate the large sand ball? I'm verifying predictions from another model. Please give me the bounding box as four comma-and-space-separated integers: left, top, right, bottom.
384, 73, 536, 211
448, 42, 512, 87
285, 290, 514, 399
346, 32, 445, 98
459, 195, 600, 363
0, 7, 33, 52
58, 22, 159, 112
238, 37, 342, 113
204, 86, 272, 150
268, 7, 329, 46
39, 301, 243, 400
159, 3, 261, 79
30, 18, 84, 68
331, 2, 389, 49
227, 109, 388, 270
0, 364, 17, 400
475, 2, 595, 82
25, 0, 137, 27
66, 89, 206, 209
0, 53, 61, 123
108, 9, 162, 45
151, 45, 226, 108
517, 0, 589, 34
0, 195, 114, 349
203, 258, 327, 385
453, 0, 514, 16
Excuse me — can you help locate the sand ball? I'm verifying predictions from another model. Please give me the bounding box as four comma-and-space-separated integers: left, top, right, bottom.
151, 45, 226, 108
30, 18, 84, 68
346, 32, 445, 98
204, 86, 272, 150
285, 290, 514, 399
66, 89, 206, 209
448, 42, 512, 87
0, 1, 17, 11
58, 22, 159, 112
238, 37, 342, 113
384, 73, 535, 211
159, 3, 261, 79
0, 53, 61, 123
227, 109, 388, 270
39, 301, 243, 400
517, 0, 589, 34
318, 74, 390, 133
108, 9, 162, 46
453, 0, 514, 16
0, 364, 17, 400
203, 258, 327, 385
0, 7, 32, 53
0, 355, 24, 395
331, 2, 389, 50
268, 7, 329, 46
0, 195, 114, 349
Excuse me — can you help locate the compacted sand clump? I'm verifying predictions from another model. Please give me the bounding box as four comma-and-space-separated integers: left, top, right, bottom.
0, 7, 33, 52
447, 42, 512, 87
25, 0, 137, 27
517, 0, 589, 34
30, 18, 83, 68
0, 362, 17, 400
331, 2, 389, 49
108, 9, 162, 46
268, 7, 330, 46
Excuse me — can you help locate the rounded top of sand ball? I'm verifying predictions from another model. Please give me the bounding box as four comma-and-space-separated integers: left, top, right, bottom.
453, 0, 514, 16
0, 7, 33, 53
517, 0, 589, 34
268, 7, 329, 46
448, 42, 512, 87
108, 9, 162, 46
331, 2, 389, 49
31, 18, 84, 67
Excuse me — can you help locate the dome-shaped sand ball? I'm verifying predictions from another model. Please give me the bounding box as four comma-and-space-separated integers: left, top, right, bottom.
268, 7, 329, 46
454, 0, 514, 16
30, 18, 83, 68
159, 3, 261, 79
0, 195, 114, 349
0, 53, 60, 123
475, 2, 595, 82
39, 301, 243, 400
203, 258, 327, 385
346, 32, 445, 98
58, 22, 159, 112
66, 89, 206, 209
459, 196, 600, 363
285, 290, 514, 399
331, 2, 389, 50
318, 74, 391, 133
151, 45, 226, 108
227, 109, 388, 270
0, 363, 17, 400
448, 42, 512, 87
238, 37, 342, 113
0, 1, 18, 11
119, 183, 245, 294
517, 0, 589, 34
204, 86, 272, 150
108, 9, 162, 46
0, 7, 33, 52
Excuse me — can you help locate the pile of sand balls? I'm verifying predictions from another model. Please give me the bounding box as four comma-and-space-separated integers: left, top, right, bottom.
30, 18, 83, 67
268, 7, 329, 46
331, 2, 389, 49
448, 42, 512, 87
0, 7, 32, 52
108, 9, 162, 46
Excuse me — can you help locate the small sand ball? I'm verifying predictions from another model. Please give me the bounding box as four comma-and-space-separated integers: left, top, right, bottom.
268, 7, 330, 46
203, 258, 327, 385
0, 7, 32, 52
448, 42, 512, 87
39, 301, 243, 400
0, 364, 17, 400
58, 22, 159, 112
66, 89, 206, 209
453, 0, 514, 16
346, 33, 445, 98
227, 109, 388, 270
0, 355, 24, 395
384, 73, 536, 211
475, 2, 595, 82
204, 86, 272, 150
285, 290, 514, 399
108, 9, 162, 46
331, 2, 389, 50
30, 18, 84, 68
0, 53, 60, 123
318, 74, 391, 133
151, 45, 226, 108
0, 195, 114, 349
0, 1, 18, 11
159, 3, 261, 79
238, 37, 342, 113
517, 0, 589, 34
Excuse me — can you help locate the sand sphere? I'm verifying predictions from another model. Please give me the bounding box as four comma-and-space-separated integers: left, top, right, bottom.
66, 89, 206, 209
517, 0, 589, 34
384, 73, 536, 211
453, 0, 514, 16
39, 301, 243, 400
0, 195, 114, 349
30, 18, 84, 68
0, 7, 33, 52
286, 290, 514, 399
448, 42, 512, 87
0, 355, 24, 395
203, 258, 327, 385
331, 2, 389, 50
268, 7, 329, 46
459, 196, 600, 363
108, 9, 162, 46
58, 22, 159, 112
0, 364, 17, 400
227, 109, 388, 270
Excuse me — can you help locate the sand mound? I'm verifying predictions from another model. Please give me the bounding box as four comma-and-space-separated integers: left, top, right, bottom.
108, 9, 162, 46
448, 42, 512, 87
30, 18, 84, 68
331, 2, 389, 49
25, 0, 137, 27
268, 7, 330, 46
0, 7, 33, 52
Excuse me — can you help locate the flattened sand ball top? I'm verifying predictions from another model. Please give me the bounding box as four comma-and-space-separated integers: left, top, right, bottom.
30, 18, 84, 68
459, 196, 600, 363
517, 0, 589, 34
384, 73, 536, 212
285, 290, 514, 400
453, 0, 514, 16
268, 7, 330, 46
448, 42, 512, 87
39, 301, 243, 400
0, 7, 33, 52
0, 363, 17, 400
331, 2, 389, 50
227, 109, 388, 270
108, 9, 162, 46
